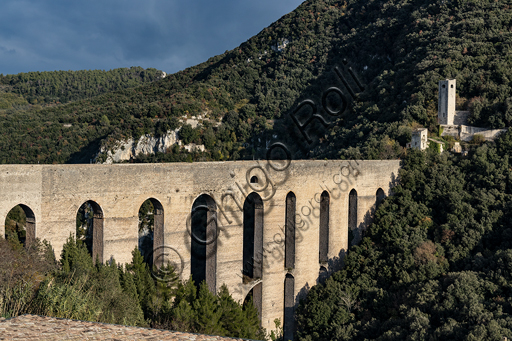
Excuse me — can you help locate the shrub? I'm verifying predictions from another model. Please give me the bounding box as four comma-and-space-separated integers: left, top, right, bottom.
471, 134, 485, 145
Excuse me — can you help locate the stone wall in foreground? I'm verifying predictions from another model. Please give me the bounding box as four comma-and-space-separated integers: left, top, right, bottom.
0, 315, 247, 340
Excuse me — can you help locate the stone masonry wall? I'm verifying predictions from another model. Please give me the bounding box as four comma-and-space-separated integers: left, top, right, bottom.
0, 160, 400, 334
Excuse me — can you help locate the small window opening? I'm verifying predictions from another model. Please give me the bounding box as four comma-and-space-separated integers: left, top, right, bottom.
442, 84, 446, 88
250, 176, 258, 184
450, 84, 454, 88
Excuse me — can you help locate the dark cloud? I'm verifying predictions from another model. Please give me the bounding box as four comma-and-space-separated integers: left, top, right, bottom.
0, 0, 303, 75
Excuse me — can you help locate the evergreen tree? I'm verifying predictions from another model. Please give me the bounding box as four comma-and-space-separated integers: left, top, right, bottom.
60, 235, 93, 275
296, 131, 512, 340
126, 248, 156, 316
193, 282, 224, 335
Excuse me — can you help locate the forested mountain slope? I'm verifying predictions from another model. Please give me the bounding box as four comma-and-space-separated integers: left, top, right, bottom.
1, 0, 512, 164
0, 67, 164, 163
0, 67, 164, 105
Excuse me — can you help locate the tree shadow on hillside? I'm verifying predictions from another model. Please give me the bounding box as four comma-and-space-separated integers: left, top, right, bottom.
66, 137, 104, 164
254, 52, 373, 161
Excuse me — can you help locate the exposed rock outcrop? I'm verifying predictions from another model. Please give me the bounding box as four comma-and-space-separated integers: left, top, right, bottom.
95, 130, 205, 164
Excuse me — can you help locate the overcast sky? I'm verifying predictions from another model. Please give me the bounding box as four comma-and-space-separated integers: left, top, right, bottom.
0, 0, 304, 76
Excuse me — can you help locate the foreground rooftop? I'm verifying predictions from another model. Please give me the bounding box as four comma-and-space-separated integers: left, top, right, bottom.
0, 315, 249, 341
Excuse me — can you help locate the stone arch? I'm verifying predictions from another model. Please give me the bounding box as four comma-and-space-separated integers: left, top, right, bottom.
138, 198, 164, 268
349, 189, 357, 244
318, 265, 329, 284
319, 191, 329, 264
76, 200, 103, 263
376, 188, 385, 208
285, 192, 296, 270
191, 194, 217, 293
4, 204, 35, 247
243, 192, 263, 280
283, 273, 295, 341
243, 282, 262, 323
250, 175, 259, 184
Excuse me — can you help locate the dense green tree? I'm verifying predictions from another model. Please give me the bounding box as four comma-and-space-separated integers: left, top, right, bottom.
1, 237, 262, 338
153, 280, 265, 339
0, 67, 163, 105
179, 124, 200, 145
126, 247, 156, 315
296, 130, 512, 340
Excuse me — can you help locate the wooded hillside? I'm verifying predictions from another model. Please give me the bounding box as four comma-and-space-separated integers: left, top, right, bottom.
1, 0, 511, 164
295, 129, 512, 340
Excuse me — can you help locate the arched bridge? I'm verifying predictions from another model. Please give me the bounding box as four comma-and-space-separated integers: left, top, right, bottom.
0, 160, 400, 335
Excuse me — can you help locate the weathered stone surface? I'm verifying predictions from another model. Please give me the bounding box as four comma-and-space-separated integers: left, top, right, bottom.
98, 130, 180, 163
438, 79, 456, 125
0, 314, 249, 340
97, 130, 206, 164
440, 124, 508, 142
0, 160, 400, 333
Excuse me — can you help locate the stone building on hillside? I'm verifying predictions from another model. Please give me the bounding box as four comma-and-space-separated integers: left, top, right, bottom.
438, 79, 456, 125
406, 128, 428, 150
438, 79, 507, 142
451, 141, 462, 153
405, 127, 445, 153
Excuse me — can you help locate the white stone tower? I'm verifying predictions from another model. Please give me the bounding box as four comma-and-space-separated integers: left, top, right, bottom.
438, 79, 456, 125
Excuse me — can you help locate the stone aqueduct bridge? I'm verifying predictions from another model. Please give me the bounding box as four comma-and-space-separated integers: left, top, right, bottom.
0, 160, 400, 335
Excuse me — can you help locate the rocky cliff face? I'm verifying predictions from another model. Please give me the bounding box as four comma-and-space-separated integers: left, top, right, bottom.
95, 130, 205, 164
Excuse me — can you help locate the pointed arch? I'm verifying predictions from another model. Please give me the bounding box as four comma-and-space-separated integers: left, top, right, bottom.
76, 200, 103, 263
319, 191, 329, 264
319, 265, 329, 284
191, 194, 217, 293
376, 188, 385, 208
349, 189, 357, 240
285, 192, 296, 269
243, 192, 263, 280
